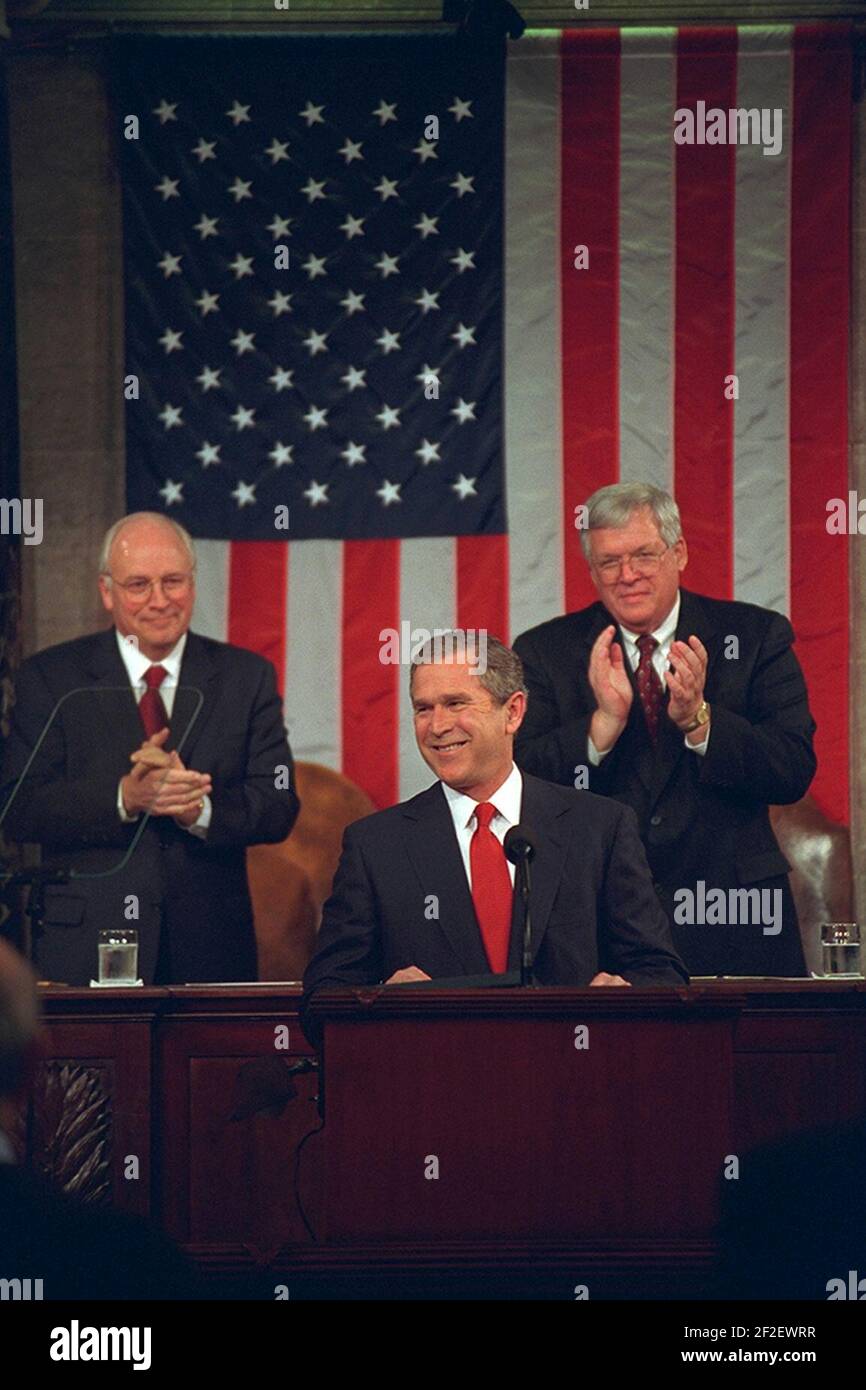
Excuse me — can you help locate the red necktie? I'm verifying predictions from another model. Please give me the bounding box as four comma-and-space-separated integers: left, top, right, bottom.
139, 664, 169, 738
469, 802, 513, 973
635, 634, 664, 743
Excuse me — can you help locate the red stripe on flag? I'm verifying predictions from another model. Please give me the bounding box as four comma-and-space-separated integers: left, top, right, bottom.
790, 23, 852, 822
674, 28, 737, 598
342, 539, 399, 810
457, 535, 508, 645
227, 541, 287, 696
560, 29, 620, 613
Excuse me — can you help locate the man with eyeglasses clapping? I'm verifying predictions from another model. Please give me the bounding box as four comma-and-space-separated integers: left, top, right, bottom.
513, 482, 816, 978
0, 512, 299, 985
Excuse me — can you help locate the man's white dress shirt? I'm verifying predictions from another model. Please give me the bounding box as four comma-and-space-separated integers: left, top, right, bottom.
441, 762, 523, 889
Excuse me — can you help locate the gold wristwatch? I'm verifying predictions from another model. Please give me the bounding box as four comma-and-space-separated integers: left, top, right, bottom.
682, 700, 710, 733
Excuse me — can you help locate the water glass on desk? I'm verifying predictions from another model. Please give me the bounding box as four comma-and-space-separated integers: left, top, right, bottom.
820, 922, 862, 978
97, 928, 139, 985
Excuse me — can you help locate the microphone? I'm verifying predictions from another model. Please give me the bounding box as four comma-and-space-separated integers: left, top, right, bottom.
504, 825, 537, 986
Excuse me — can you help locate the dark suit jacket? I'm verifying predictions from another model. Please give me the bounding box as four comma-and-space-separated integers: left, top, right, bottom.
512, 588, 817, 977
0, 1160, 202, 1300
0, 628, 299, 984
301, 771, 688, 1048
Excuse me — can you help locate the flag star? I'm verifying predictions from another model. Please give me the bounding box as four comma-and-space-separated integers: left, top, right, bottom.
452, 473, 478, 499
451, 397, 476, 424
416, 364, 440, 386
153, 99, 178, 124
375, 404, 401, 430
304, 480, 330, 506
154, 175, 180, 201
230, 404, 256, 431
450, 247, 476, 273
232, 480, 257, 507
159, 403, 183, 429
303, 328, 329, 356
341, 365, 367, 391
377, 479, 402, 506
196, 442, 221, 466
229, 252, 254, 280
340, 213, 366, 240
415, 213, 440, 239
195, 290, 220, 316
340, 289, 366, 315
372, 99, 397, 125
268, 290, 293, 316
269, 442, 294, 466
375, 252, 399, 279
194, 214, 219, 240
304, 404, 329, 431
265, 138, 290, 164
269, 366, 294, 391
451, 322, 477, 349
299, 101, 325, 127
301, 177, 327, 203
415, 438, 441, 465
191, 138, 216, 163
196, 366, 222, 392
374, 175, 399, 202
302, 252, 327, 280
230, 328, 256, 356
449, 96, 474, 122
159, 479, 184, 504
338, 137, 364, 164
413, 139, 438, 164
226, 100, 251, 126
375, 327, 401, 354
158, 251, 182, 277
228, 176, 253, 203
159, 327, 183, 353
414, 288, 440, 315
341, 441, 366, 467
267, 214, 293, 239
451, 171, 475, 197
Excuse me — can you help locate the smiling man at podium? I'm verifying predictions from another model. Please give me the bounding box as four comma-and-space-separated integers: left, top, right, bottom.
301, 635, 687, 1048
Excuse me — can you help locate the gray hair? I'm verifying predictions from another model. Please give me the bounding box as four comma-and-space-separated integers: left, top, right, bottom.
0, 941, 40, 1099
98, 512, 197, 578
579, 482, 682, 560
408, 632, 528, 705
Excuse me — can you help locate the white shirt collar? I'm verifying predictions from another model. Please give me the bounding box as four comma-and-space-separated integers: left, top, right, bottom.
114, 627, 188, 688
441, 761, 523, 829
618, 591, 680, 652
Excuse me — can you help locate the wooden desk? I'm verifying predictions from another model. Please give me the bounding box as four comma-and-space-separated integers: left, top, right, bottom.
24, 981, 866, 1297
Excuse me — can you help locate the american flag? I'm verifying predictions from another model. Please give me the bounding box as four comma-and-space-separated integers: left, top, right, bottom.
115, 25, 852, 820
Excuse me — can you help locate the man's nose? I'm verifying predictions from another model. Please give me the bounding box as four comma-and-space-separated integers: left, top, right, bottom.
429, 706, 453, 734
148, 582, 173, 605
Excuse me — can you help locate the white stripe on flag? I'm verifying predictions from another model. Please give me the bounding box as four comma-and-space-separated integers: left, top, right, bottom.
192, 539, 230, 640
619, 27, 676, 491
733, 26, 793, 616
398, 537, 457, 801
283, 540, 343, 770
504, 34, 564, 643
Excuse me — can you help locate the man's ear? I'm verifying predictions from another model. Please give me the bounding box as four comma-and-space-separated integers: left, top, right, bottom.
675, 536, 688, 573
98, 575, 114, 614
505, 690, 527, 734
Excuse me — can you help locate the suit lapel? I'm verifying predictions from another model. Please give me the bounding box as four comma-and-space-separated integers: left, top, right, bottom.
507, 773, 570, 970
401, 784, 491, 974
83, 630, 148, 758
170, 631, 220, 763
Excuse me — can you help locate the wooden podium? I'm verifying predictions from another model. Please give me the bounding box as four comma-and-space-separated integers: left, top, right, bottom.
27, 980, 866, 1298
303, 981, 866, 1294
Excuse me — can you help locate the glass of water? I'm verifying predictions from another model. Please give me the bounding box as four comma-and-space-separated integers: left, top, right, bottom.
97, 928, 140, 985
820, 922, 862, 979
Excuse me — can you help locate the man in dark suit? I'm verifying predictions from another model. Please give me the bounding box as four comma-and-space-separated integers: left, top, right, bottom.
301, 635, 687, 1048
512, 482, 817, 978
0, 512, 299, 984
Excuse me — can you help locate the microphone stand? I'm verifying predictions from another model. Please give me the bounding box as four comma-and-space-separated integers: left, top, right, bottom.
1, 866, 72, 966
516, 855, 533, 986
